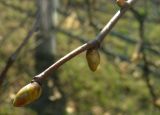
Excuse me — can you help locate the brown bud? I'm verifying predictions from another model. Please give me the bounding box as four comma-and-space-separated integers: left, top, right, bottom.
13, 82, 42, 107
86, 48, 100, 72
116, 0, 126, 7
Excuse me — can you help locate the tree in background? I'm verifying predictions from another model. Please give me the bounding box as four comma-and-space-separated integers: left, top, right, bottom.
31, 0, 66, 115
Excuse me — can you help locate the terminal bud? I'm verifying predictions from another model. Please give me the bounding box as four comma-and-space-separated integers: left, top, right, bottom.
13, 82, 42, 107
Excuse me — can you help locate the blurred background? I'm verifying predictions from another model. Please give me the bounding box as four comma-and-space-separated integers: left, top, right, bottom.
0, 0, 160, 115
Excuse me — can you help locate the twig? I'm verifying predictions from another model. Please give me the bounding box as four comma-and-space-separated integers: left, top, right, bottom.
33, 0, 137, 84
55, 27, 129, 61
55, 27, 160, 77
0, 13, 39, 86
87, 17, 160, 56
57, 8, 160, 56
142, 54, 160, 109
0, 17, 29, 46
133, 6, 160, 109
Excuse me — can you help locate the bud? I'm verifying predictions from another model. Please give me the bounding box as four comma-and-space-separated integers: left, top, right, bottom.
13, 82, 42, 107
86, 48, 100, 72
116, 0, 126, 7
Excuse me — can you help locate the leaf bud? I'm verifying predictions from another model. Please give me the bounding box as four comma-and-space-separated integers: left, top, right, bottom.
13, 82, 42, 107
86, 48, 100, 72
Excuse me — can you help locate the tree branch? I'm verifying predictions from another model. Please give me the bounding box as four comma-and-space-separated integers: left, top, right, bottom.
0, 13, 39, 86
55, 26, 160, 77
55, 27, 129, 61
33, 0, 137, 84
133, 7, 160, 109
0, 17, 29, 46
57, 7, 160, 56
87, 16, 160, 56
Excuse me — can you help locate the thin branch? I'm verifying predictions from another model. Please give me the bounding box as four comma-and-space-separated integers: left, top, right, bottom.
57, 8, 160, 56
0, 13, 39, 86
55, 27, 160, 77
142, 53, 160, 109
0, 17, 29, 46
88, 18, 160, 56
133, 6, 160, 109
55, 27, 129, 61
33, 0, 137, 84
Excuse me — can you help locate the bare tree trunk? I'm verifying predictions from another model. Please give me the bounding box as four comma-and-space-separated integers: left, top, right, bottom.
30, 0, 66, 115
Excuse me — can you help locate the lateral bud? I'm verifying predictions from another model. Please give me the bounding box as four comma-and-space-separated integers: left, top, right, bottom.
86, 48, 100, 72
13, 81, 42, 107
